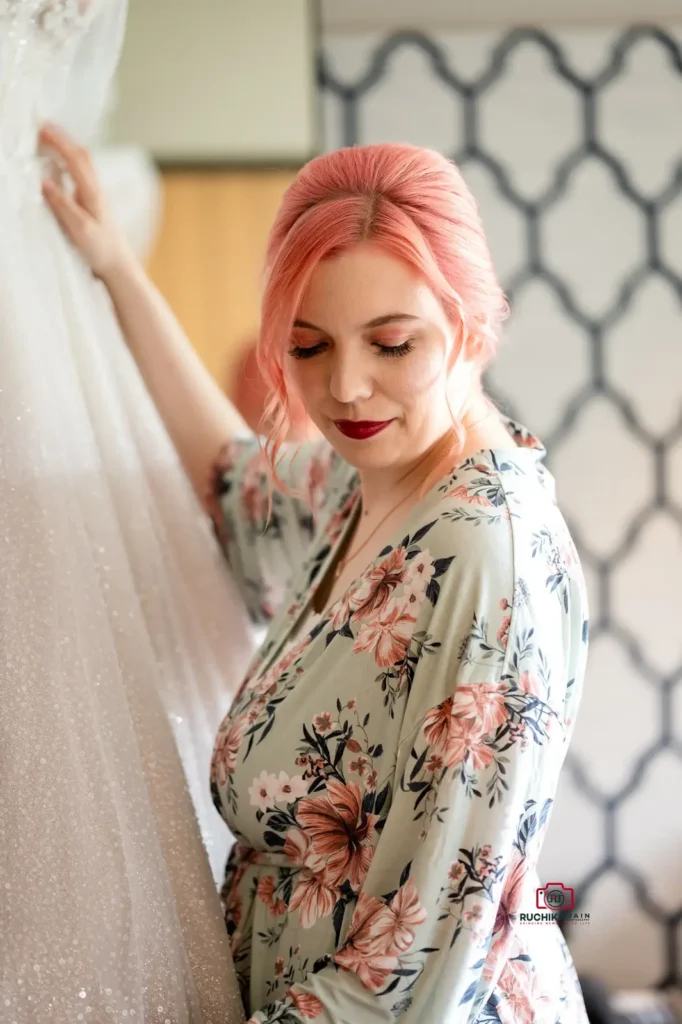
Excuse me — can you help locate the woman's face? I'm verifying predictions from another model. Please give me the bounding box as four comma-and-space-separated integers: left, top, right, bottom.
287, 242, 458, 472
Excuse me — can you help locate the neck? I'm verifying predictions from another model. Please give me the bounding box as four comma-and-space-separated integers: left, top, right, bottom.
358, 394, 495, 518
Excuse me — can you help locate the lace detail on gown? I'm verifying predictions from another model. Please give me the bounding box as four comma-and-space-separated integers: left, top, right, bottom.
0, 0, 123, 181
0, 0, 94, 42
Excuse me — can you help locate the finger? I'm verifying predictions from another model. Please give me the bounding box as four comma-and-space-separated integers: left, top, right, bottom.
39, 124, 100, 214
42, 180, 91, 244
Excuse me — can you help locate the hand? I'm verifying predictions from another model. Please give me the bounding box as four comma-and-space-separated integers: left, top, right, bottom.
40, 123, 137, 281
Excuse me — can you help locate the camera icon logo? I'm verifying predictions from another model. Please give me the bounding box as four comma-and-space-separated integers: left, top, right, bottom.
536, 882, 575, 911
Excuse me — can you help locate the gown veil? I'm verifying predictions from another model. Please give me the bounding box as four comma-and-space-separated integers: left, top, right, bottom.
0, 2, 253, 1021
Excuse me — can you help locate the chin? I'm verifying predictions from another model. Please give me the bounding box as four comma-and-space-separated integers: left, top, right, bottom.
329, 433, 402, 471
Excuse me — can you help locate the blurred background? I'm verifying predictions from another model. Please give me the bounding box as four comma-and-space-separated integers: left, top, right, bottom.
101, 0, 682, 1015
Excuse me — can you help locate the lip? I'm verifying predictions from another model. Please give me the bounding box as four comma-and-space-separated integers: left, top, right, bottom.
333, 419, 394, 440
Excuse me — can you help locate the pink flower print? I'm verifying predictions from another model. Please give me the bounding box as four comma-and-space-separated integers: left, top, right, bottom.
282, 828, 339, 929
423, 697, 455, 755
422, 699, 495, 770
560, 534, 579, 568
334, 893, 400, 990
483, 850, 530, 981
313, 712, 334, 735
365, 770, 378, 792
274, 956, 285, 977
497, 614, 511, 649
347, 698, 357, 710
349, 755, 370, 776
334, 880, 427, 991
444, 716, 495, 771
454, 682, 509, 735
248, 770, 278, 812
518, 671, 542, 697
425, 754, 444, 773
352, 599, 416, 668
310, 756, 328, 780
403, 549, 436, 600
295, 778, 378, 890
256, 874, 287, 917
348, 548, 408, 623
386, 880, 428, 952
448, 862, 466, 884
447, 483, 492, 506
211, 713, 248, 787
288, 868, 339, 929
329, 582, 363, 631
477, 845, 495, 879
256, 629, 313, 700
283, 828, 324, 873
285, 989, 325, 1020
274, 772, 308, 804
495, 959, 535, 1024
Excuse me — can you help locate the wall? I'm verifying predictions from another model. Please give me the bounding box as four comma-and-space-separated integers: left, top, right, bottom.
321, 24, 682, 990
109, 2, 317, 387
322, 0, 682, 29
109, 0, 317, 164
146, 170, 294, 388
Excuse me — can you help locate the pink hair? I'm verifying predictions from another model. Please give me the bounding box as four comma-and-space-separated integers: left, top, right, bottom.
256, 143, 508, 493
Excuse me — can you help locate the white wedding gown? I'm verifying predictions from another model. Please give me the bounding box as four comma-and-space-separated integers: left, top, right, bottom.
0, 2, 253, 1021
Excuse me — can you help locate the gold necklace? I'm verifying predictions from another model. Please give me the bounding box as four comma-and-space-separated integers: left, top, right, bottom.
332, 407, 495, 583
332, 425, 462, 581
333, 474, 427, 581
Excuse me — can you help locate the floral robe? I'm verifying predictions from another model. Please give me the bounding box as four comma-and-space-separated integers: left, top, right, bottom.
209, 418, 590, 1024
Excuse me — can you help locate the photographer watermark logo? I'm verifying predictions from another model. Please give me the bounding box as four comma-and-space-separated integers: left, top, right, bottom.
519, 882, 590, 925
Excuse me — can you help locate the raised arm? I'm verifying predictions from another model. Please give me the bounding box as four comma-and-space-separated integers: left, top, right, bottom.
39, 123, 252, 507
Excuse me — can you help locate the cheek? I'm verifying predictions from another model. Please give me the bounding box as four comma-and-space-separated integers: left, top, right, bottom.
387, 348, 445, 404
285, 361, 325, 410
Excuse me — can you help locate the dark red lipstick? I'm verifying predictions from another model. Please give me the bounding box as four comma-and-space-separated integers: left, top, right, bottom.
333, 419, 394, 440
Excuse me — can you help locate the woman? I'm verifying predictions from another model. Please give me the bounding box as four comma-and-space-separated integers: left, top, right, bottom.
44, 132, 590, 1024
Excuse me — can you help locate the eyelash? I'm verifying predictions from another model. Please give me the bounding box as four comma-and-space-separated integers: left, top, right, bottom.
288, 339, 415, 360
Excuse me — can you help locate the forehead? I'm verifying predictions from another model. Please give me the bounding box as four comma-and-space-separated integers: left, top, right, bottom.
297, 243, 443, 331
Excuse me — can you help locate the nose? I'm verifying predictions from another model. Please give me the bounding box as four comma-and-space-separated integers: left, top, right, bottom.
327, 345, 373, 405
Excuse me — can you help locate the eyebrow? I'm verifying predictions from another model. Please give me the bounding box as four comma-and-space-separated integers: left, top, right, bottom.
293, 313, 421, 332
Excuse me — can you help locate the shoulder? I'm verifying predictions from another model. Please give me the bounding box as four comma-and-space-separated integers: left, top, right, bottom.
395, 450, 587, 722
414, 448, 579, 592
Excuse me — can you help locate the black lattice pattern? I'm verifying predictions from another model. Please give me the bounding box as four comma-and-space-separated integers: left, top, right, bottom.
320, 26, 682, 988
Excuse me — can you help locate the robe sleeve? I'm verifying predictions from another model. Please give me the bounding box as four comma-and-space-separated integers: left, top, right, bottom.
244, 510, 588, 1023
207, 438, 339, 625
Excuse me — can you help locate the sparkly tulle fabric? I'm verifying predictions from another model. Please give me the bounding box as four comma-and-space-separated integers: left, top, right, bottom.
0, 2, 251, 1021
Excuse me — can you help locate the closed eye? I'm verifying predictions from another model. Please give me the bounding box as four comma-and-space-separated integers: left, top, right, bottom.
376, 339, 414, 358
288, 341, 327, 360
289, 339, 414, 360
